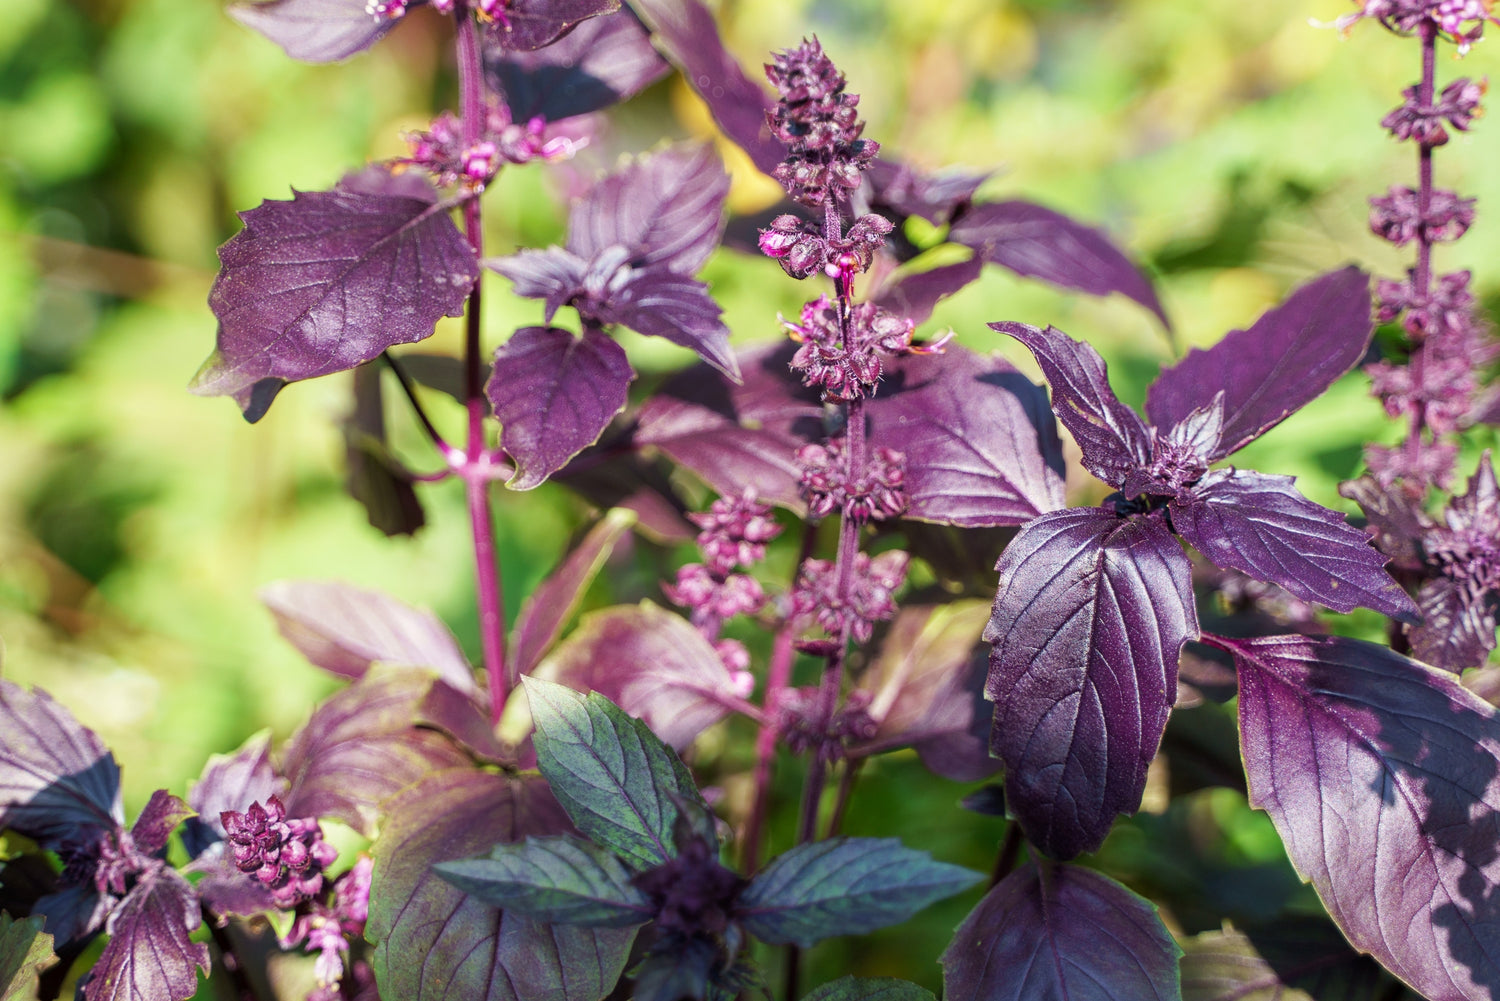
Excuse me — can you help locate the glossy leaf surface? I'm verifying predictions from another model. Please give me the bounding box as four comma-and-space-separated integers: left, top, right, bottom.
488, 9, 669, 122
0, 913, 52, 1001
228, 0, 392, 63
435, 835, 653, 927
985, 507, 1196, 859
941, 861, 1181, 1001
0, 680, 122, 845
84, 869, 209, 1001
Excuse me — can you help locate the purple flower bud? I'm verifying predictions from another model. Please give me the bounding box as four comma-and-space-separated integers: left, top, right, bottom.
789, 549, 908, 644
764, 37, 879, 208
797, 438, 909, 523
690, 489, 781, 575
221, 797, 337, 910
365, 0, 408, 19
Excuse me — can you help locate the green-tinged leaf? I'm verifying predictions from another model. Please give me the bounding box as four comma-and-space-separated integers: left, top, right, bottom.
0, 913, 52, 1001
434, 835, 654, 928
1181, 920, 1419, 1001
522, 677, 707, 871
737, 838, 982, 947
369, 768, 636, 1001
802, 978, 937, 1001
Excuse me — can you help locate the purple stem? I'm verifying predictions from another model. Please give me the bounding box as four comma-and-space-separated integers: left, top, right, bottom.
1405, 20, 1438, 466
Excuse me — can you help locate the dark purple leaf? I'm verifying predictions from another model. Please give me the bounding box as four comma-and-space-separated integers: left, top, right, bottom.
802, 976, 937, 1001
953, 200, 1168, 326
593, 267, 736, 378
414, 679, 509, 765
534, 602, 739, 751
569, 144, 729, 274
865, 159, 991, 226
345, 362, 426, 537
84, 868, 209, 1001
1227, 632, 1500, 1001
279, 666, 470, 837
194, 176, 476, 421
511, 509, 639, 676
228, 0, 393, 63
261, 579, 476, 693
1171, 469, 1416, 619
1181, 920, 1421, 1001
186, 850, 277, 920
624, 0, 785, 176
488, 326, 634, 490
487, 247, 588, 322
129, 791, 191, 858
0, 912, 52, 1001
33, 882, 108, 948
634, 342, 824, 511
488, 9, 669, 122
870, 256, 984, 326
1410, 577, 1497, 672
369, 769, 636, 1001
434, 835, 654, 927
867, 347, 1066, 526
552, 441, 696, 542
1146, 267, 1371, 456
985, 507, 1196, 859
0, 680, 122, 846
991, 321, 1153, 493
941, 861, 1181, 1001
487, 0, 621, 52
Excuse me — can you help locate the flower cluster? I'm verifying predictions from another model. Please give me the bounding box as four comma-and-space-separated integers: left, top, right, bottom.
283, 857, 374, 1001
1382, 78, 1486, 143
798, 439, 908, 522
666, 491, 781, 639
783, 296, 919, 401
1340, 0, 1499, 50
759, 212, 893, 282
775, 687, 879, 760
789, 550, 909, 644
221, 796, 338, 909
400, 104, 580, 188
764, 37, 879, 208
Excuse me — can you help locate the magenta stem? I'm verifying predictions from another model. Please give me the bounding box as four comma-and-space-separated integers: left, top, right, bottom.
1406, 20, 1438, 463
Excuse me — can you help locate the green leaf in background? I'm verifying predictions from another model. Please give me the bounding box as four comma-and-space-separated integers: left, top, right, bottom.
801, 976, 939, 1001
0, 913, 53, 1001
435, 834, 654, 928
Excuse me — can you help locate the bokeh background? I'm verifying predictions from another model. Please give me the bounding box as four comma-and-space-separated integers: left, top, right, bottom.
3, 0, 1500, 993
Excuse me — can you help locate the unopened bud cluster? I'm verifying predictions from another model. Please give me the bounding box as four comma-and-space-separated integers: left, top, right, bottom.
401, 105, 580, 188
776, 687, 878, 761
1339, 0, 1499, 51
783, 296, 918, 401
798, 439, 908, 523
764, 37, 879, 208
666, 492, 782, 670
221, 796, 338, 909
789, 550, 909, 644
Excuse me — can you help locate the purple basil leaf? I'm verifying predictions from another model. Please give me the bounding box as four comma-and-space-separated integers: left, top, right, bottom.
435, 834, 654, 927
512, 509, 636, 676
864, 159, 991, 226
866, 347, 1066, 526
738, 838, 981, 947
985, 507, 1196, 859
415, 679, 510, 765
1146, 267, 1372, 457
634, 342, 824, 511
569, 144, 729, 274
941, 861, 1182, 1001
1410, 577, 1497, 672
1228, 633, 1500, 1001
84, 868, 209, 1001
592, 267, 737, 378
1171, 469, 1417, 619
228, 0, 393, 63
488, 325, 634, 490
33, 881, 109, 948
488, 9, 669, 122
346, 362, 426, 537
533, 602, 740, 750
369, 769, 636, 1001
261, 579, 476, 693
195, 174, 477, 422
280, 666, 470, 836
624, 0, 784, 176
1180, 920, 1420, 1001
0, 680, 122, 846
553, 442, 696, 542
128, 791, 192, 858
488, 247, 589, 322
803, 977, 937, 1001
991, 321, 1153, 490
0, 912, 53, 1001
184, 732, 284, 851
488, 0, 620, 52
870, 256, 984, 326
953, 200, 1168, 326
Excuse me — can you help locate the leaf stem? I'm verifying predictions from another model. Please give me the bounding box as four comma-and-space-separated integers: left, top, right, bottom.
989, 822, 1025, 889
381, 351, 460, 465
202, 906, 262, 1001
825, 757, 862, 837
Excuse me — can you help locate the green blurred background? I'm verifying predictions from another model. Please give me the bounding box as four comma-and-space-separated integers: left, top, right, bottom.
2, 0, 1499, 991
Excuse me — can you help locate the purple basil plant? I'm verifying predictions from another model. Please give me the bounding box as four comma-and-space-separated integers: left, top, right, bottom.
6, 0, 1500, 1000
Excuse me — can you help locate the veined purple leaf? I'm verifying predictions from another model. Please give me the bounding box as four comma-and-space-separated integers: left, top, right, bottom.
0, 680, 122, 846
991, 321, 1153, 491
985, 507, 1196, 859
228, 0, 392, 63
870, 256, 984, 326
129, 791, 192, 858
593, 267, 737, 379
952, 200, 1168, 326
624, 0, 785, 176
279, 666, 470, 837
1171, 469, 1416, 620
195, 175, 476, 421
368, 769, 635, 1001
488, 325, 634, 490
434, 835, 654, 927
1410, 577, 1497, 672
941, 861, 1181, 1001
415, 679, 510, 765
0, 912, 53, 1001
261, 579, 476, 693
487, 248, 588, 322
534, 601, 740, 751
1226, 633, 1500, 1001
512, 509, 637, 677
488, 9, 669, 122
569, 144, 729, 274
865, 159, 991, 226
634, 342, 824, 511
84, 868, 209, 1001
487, 0, 621, 52
866, 347, 1066, 526
1146, 267, 1371, 457
1181, 920, 1421, 1001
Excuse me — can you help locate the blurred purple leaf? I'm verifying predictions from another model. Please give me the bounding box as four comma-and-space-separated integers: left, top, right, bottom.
624, 0, 784, 175
261, 579, 476, 693
228, 0, 392, 63
0, 680, 122, 847
487, 0, 621, 52
84, 868, 209, 1001
128, 791, 192, 858
941, 861, 1181, 1001
1146, 267, 1371, 456
414, 680, 509, 766
1180, 920, 1421, 1001
1411, 576, 1497, 671
985, 507, 1196, 859
801, 977, 936, 1001
511, 509, 638, 677
397, 351, 490, 408
1173, 470, 1416, 620
184, 732, 285, 852
488, 326, 634, 490
0, 912, 53, 1001
593, 267, 736, 378
1339, 475, 1430, 573
195, 173, 476, 421
488, 9, 669, 122
992, 321, 1152, 491
345, 363, 426, 537
870, 256, 983, 326
865, 159, 991, 226
867, 347, 1066, 526
280, 666, 470, 836
533, 602, 740, 750
488, 248, 589, 322
369, 768, 635, 1001
952, 200, 1168, 326
1227, 633, 1500, 1001
553, 442, 696, 542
